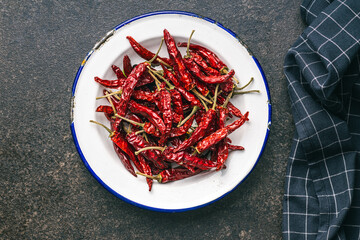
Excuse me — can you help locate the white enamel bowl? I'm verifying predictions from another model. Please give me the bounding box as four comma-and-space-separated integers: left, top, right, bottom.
71, 11, 271, 212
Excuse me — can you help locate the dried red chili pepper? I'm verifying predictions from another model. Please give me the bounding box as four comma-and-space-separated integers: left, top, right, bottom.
127, 100, 166, 135
155, 85, 173, 136
90, 120, 137, 177
126, 132, 168, 169
163, 29, 195, 91
94, 76, 124, 89
96, 105, 113, 121
189, 51, 219, 76
112, 64, 126, 79
195, 111, 249, 153
169, 114, 195, 138
116, 62, 149, 117
178, 43, 228, 72
200, 69, 235, 84
183, 58, 209, 96
228, 145, 245, 151
132, 89, 156, 102
216, 140, 229, 170
169, 89, 184, 120
136, 153, 153, 191
126, 36, 172, 66
174, 109, 217, 152
123, 55, 133, 77
138, 168, 203, 183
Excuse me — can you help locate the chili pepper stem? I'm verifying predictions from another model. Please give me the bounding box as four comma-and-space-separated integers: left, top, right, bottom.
235, 77, 254, 90
147, 67, 161, 90
177, 105, 198, 127
136, 171, 162, 182
198, 96, 209, 111
89, 120, 114, 137
212, 84, 219, 110
185, 30, 195, 58
106, 95, 117, 115
221, 68, 239, 84
222, 90, 233, 108
147, 38, 164, 64
135, 129, 145, 135
192, 89, 212, 104
233, 90, 260, 95
96, 89, 123, 100
148, 67, 175, 89
135, 146, 166, 155
114, 114, 145, 127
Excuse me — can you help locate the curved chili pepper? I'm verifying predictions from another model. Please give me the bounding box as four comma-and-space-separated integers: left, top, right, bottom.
178, 43, 227, 72
123, 55, 133, 77
195, 111, 249, 153
96, 105, 113, 121
169, 89, 184, 120
200, 69, 235, 84
116, 62, 149, 117
141, 168, 203, 183
126, 132, 168, 169
126, 36, 172, 66
136, 72, 154, 87
132, 89, 156, 102
94, 76, 125, 89
128, 100, 166, 135
174, 109, 216, 152
163, 29, 195, 91
183, 58, 209, 96
189, 51, 219, 76
228, 145, 245, 151
216, 140, 229, 171
156, 86, 173, 136
169, 114, 195, 138
113, 143, 136, 177
112, 64, 126, 79
136, 153, 153, 191
143, 122, 161, 137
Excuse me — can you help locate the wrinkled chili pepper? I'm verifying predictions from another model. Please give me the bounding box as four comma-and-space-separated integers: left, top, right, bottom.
228, 145, 245, 151
189, 51, 219, 76
123, 55, 133, 77
178, 43, 228, 72
195, 111, 249, 153
90, 120, 137, 177
132, 89, 156, 102
112, 64, 126, 79
136, 152, 153, 191
156, 85, 173, 136
126, 132, 168, 169
116, 62, 149, 117
200, 69, 235, 84
169, 89, 184, 120
126, 36, 172, 66
163, 29, 195, 91
174, 109, 216, 152
169, 114, 195, 138
216, 140, 229, 171
183, 58, 209, 96
128, 100, 166, 135
138, 168, 203, 183
94, 76, 125, 89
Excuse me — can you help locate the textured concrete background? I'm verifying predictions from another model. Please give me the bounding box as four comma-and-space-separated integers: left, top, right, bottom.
0, 1, 304, 239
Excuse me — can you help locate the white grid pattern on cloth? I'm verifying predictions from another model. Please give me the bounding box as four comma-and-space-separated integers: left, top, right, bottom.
283, 0, 360, 239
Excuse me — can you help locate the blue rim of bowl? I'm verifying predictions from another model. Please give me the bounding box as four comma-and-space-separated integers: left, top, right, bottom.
70, 10, 272, 213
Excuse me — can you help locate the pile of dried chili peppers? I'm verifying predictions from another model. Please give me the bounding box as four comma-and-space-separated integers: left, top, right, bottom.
91, 29, 258, 191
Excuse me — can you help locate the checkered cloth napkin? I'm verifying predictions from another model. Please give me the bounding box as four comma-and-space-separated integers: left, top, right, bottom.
283, 0, 360, 239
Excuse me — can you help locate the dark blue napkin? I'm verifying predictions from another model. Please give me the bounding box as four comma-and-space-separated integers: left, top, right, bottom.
283, 0, 360, 239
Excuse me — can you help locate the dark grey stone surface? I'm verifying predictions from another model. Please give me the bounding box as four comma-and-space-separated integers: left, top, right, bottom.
0, 1, 304, 239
